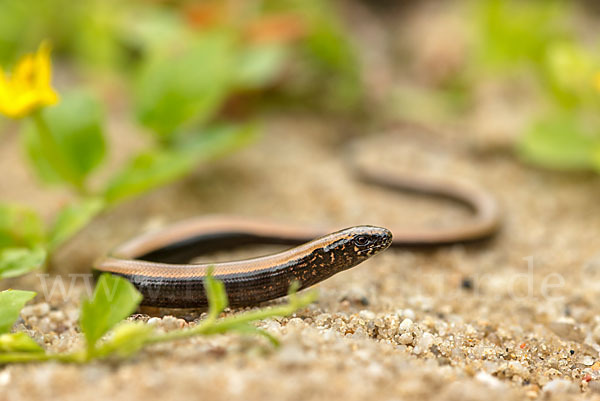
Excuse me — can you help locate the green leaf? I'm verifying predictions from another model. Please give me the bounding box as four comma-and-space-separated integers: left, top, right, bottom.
123, 6, 186, 52
543, 41, 600, 107
103, 149, 196, 204
296, 1, 362, 109
204, 268, 228, 319
135, 31, 235, 139
472, 0, 569, 70
0, 247, 46, 279
0, 290, 36, 334
103, 124, 256, 204
95, 322, 154, 358
80, 274, 142, 352
0, 332, 43, 353
235, 44, 288, 89
0, 204, 44, 249
23, 90, 106, 185
517, 114, 599, 170
48, 198, 105, 251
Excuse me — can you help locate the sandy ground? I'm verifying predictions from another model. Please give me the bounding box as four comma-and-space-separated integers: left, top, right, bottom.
3, 2, 600, 401
2, 113, 600, 401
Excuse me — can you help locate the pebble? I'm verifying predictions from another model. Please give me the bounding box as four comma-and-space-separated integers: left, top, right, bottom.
314, 313, 331, 327
398, 333, 413, 345
21, 303, 50, 318
358, 310, 375, 320
37, 317, 52, 332
167, 317, 187, 330
525, 390, 538, 399
286, 318, 305, 330
542, 379, 577, 394
0, 371, 11, 386
261, 320, 282, 334
399, 318, 413, 333
48, 310, 65, 323
413, 332, 434, 355
396, 309, 415, 320
475, 371, 503, 388
580, 355, 595, 366
146, 316, 187, 331
507, 361, 527, 377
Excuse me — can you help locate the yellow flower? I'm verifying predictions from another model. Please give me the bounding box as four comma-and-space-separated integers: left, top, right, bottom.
0, 41, 59, 119
595, 71, 600, 93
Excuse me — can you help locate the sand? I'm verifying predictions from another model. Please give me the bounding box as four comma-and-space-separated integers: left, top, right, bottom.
3, 2, 600, 400
1, 114, 600, 401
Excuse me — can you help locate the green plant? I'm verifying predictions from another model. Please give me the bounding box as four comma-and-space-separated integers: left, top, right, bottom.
0, 273, 317, 364
0, 0, 361, 281
0, 1, 357, 363
465, 0, 600, 172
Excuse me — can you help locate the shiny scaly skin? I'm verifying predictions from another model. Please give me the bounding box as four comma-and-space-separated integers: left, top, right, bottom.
94, 226, 393, 308
93, 170, 500, 308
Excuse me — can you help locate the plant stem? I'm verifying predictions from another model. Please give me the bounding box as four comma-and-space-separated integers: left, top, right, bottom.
0, 350, 85, 364
0, 290, 318, 364
32, 111, 87, 195
146, 290, 318, 344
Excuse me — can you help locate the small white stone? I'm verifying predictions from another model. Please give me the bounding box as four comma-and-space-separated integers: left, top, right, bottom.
0, 371, 11, 386
580, 355, 595, 366
482, 361, 500, 374
507, 361, 527, 377
161, 316, 185, 330
261, 320, 281, 334
20, 306, 35, 319
21, 303, 50, 318
314, 313, 331, 326
358, 310, 375, 320
38, 317, 52, 332
321, 328, 337, 341
286, 318, 305, 330
147, 317, 161, 326
543, 379, 576, 394
366, 362, 385, 379
398, 333, 413, 345
48, 310, 65, 323
475, 371, 503, 389
351, 327, 366, 339
399, 318, 413, 333
32, 303, 50, 317
413, 332, 434, 355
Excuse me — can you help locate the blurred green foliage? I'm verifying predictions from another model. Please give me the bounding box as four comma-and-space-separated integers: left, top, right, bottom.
0, 0, 362, 282
80, 273, 143, 356
0, 205, 46, 279
396, 0, 600, 172
23, 91, 106, 189
470, 0, 600, 171
474, 0, 600, 170
472, 0, 570, 71
104, 124, 255, 203
0, 0, 352, 361
392, 0, 600, 172
135, 32, 236, 139
0, 290, 36, 333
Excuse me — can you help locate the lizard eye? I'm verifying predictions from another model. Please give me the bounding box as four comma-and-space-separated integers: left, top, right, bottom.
353, 235, 371, 247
